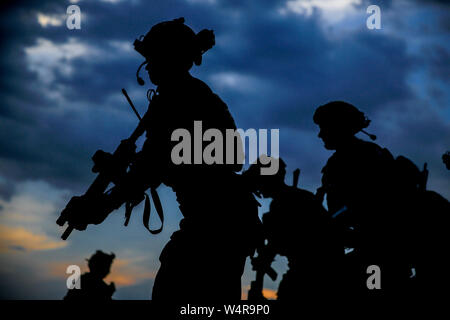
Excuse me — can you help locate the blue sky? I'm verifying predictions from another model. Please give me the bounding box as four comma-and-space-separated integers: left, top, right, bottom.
0, 0, 448, 299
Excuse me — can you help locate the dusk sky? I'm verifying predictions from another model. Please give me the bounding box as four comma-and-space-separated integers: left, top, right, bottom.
0, 0, 448, 299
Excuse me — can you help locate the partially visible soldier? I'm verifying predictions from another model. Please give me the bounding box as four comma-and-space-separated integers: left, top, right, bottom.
313, 101, 450, 296
244, 156, 345, 300
313, 101, 410, 295
64, 251, 116, 300
394, 156, 450, 293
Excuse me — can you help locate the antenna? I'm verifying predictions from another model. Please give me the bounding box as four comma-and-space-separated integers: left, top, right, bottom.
361, 129, 377, 141
293, 168, 300, 187
121, 88, 141, 120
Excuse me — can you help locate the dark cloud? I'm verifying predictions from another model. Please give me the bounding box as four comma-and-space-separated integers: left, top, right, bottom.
415, 0, 450, 6
356, 0, 394, 10
0, 179, 16, 201
195, 6, 414, 134
0, 0, 448, 197
422, 45, 450, 82
358, 0, 450, 10
0, 0, 449, 300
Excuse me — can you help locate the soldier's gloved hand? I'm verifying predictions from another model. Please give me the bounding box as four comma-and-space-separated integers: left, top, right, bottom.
64, 194, 113, 231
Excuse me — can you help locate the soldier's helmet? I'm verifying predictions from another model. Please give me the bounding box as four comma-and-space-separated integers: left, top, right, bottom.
313, 101, 370, 133
313, 101, 376, 144
133, 17, 215, 85
87, 250, 115, 278
243, 156, 287, 197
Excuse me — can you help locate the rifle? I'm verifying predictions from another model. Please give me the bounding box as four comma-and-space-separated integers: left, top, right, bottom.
248, 245, 277, 301
56, 88, 159, 240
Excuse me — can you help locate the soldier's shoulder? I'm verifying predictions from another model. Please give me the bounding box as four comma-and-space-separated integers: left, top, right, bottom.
159, 76, 212, 100
189, 76, 213, 95
190, 78, 232, 122
343, 139, 393, 163
79, 272, 96, 287
359, 141, 395, 168
322, 139, 393, 174
357, 139, 386, 154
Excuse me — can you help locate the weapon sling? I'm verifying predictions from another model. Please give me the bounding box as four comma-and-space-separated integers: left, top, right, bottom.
124, 188, 164, 234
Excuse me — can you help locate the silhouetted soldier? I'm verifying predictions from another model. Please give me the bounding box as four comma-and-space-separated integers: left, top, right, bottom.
64, 251, 116, 300
244, 157, 345, 300
313, 101, 412, 294
60, 18, 261, 300
394, 156, 450, 293
315, 102, 450, 295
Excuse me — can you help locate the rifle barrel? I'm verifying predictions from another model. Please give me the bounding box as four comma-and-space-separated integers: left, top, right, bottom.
61, 225, 73, 240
